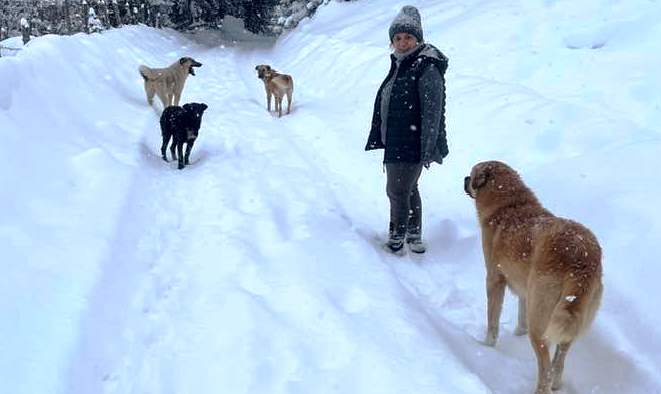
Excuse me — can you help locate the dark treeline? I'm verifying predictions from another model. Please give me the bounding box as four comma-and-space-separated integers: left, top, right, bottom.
0, 0, 343, 43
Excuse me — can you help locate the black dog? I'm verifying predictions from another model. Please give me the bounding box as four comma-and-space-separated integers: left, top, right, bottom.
160, 103, 208, 169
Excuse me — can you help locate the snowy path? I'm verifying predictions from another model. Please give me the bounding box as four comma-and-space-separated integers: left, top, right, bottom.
4, 2, 661, 393
64, 44, 489, 393
57, 18, 661, 394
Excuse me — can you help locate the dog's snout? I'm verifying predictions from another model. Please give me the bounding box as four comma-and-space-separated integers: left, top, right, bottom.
464, 176, 472, 197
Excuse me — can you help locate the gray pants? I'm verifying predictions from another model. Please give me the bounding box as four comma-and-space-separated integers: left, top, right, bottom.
385, 162, 423, 239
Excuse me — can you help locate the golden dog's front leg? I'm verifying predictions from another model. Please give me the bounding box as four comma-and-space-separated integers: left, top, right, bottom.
485, 269, 506, 346
266, 90, 272, 112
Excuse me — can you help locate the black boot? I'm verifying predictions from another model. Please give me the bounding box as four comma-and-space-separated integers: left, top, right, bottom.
406, 232, 426, 253
386, 222, 405, 253
406, 218, 425, 253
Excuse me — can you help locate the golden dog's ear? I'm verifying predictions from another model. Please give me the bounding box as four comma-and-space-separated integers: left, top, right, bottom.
179, 57, 189, 65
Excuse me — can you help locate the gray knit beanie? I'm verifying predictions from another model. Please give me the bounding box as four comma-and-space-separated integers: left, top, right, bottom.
389, 5, 423, 43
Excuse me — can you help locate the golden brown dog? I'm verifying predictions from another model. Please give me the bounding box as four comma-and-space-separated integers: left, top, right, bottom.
255, 64, 294, 117
464, 160, 603, 394
139, 57, 202, 108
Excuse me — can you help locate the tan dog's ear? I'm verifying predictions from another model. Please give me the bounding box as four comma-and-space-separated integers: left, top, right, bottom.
179, 57, 189, 65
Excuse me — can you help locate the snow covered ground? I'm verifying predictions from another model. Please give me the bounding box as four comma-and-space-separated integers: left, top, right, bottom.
1, 0, 661, 393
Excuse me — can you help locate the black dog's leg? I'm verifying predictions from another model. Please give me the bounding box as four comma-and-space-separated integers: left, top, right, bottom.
161, 133, 171, 161
184, 139, 195, 165
177, 142, 185, 169
170, 138, 178, 161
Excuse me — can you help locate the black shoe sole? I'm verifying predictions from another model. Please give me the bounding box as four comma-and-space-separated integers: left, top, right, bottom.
387, 244, 404, 253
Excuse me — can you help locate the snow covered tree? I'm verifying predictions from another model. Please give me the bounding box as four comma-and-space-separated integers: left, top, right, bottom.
270, 0, 326, 34
0, 19, 6, 43
0, 0, 339, 37
81, 0, 89, 32
62, 0, 72, 32
20, 16, 31, 44
87, 6, 103, 32
242, 0, 277, 33
95, 0, 110, 28
108, 0, 122, 26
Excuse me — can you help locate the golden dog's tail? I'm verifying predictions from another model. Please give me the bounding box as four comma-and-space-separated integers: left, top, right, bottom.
545, 275, 603, 344
543, 220, 603, 344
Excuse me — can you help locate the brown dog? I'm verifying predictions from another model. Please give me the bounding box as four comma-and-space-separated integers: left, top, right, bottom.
464, 161, 603, 394
139, 57, 202, 108
255, 64, 294, 117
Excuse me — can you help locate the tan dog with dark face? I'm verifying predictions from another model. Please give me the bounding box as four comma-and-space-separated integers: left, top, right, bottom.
464, 161, 603, 394
255, 64, 294, 117
139, 57, 202, 108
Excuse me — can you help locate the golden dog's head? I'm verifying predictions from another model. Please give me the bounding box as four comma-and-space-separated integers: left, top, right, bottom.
255, 64, 275, 80
179, 57, 202, 76
464, 160, 531, 203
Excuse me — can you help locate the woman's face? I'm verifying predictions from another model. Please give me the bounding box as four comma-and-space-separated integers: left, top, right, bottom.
392, 32, 418, 53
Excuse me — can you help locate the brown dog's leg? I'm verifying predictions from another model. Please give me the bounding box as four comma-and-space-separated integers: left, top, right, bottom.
266, 90, 272, 112
485, 270, 506, 346
529, 333, 552, 394
286, 90, 292, 114
527, 285, 556, 394
173, 84, 183, 106
157, 89, 169, 109
550, 341, 571, 390
145, 82, 156, 105
515, 296, 528, 336
277, 96, 282, 117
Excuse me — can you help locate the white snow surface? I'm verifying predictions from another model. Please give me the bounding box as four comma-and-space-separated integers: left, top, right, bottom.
1, 1, 661, 393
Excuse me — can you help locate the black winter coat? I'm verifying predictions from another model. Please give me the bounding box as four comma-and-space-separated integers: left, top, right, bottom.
365, 44, 448, 164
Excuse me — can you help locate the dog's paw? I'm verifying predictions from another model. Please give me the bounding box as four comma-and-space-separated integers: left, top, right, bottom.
483, 332, 497, 347
514, 325, 528, 336
551, 379, 563, 391
162, 156, 168, 162
178, 164, 185, 170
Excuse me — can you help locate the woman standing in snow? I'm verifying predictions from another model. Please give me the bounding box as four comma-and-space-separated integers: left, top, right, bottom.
365, 5, 448, 254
